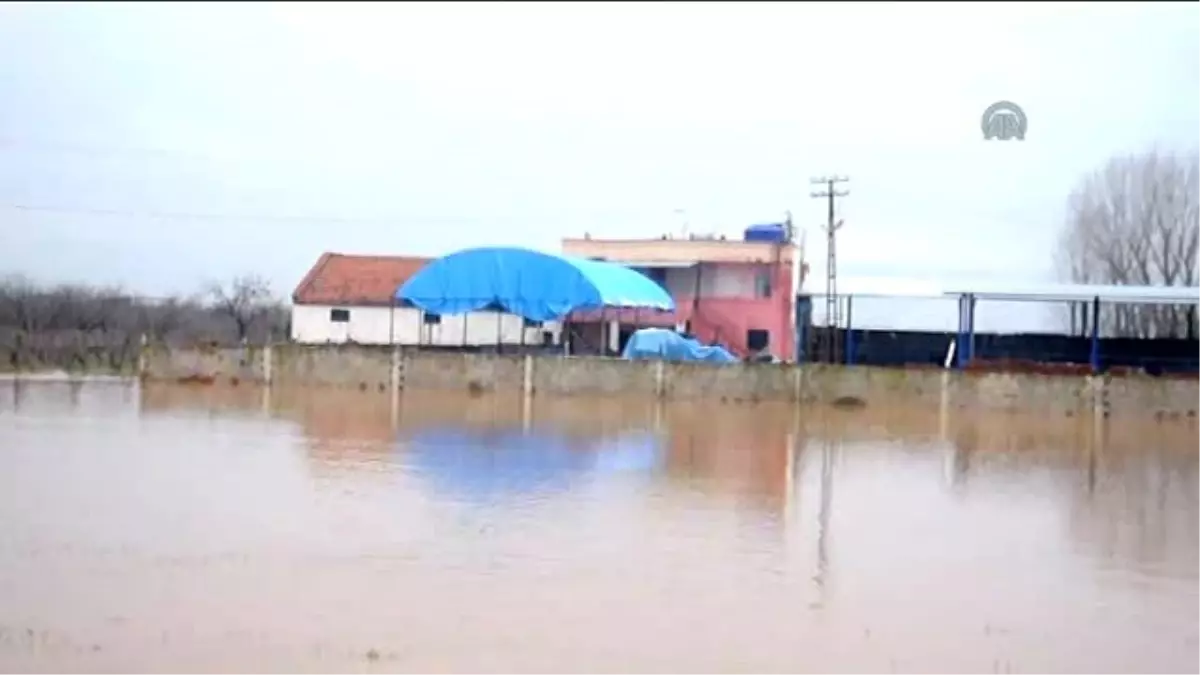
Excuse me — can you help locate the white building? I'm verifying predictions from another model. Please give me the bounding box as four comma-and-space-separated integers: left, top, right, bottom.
290, 253, 556, 346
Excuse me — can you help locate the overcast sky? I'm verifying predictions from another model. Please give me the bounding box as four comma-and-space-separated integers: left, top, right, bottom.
1, 1, 1197, 324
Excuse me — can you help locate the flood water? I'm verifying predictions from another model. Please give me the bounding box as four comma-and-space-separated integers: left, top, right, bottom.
0, 380, 1196, 673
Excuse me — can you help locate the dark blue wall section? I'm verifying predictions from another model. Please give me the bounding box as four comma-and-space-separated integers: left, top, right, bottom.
802, 327, 1198, 374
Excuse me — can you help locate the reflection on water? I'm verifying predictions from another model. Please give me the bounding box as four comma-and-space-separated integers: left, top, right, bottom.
402, 428, 665, 499
0, 380, 1196, 673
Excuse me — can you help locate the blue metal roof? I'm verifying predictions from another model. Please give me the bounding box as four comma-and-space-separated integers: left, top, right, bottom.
395, 246, 675, 322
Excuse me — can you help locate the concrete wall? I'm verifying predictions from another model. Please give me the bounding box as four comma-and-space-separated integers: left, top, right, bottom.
140, 344, 1199, 418
291, 304, 560, 346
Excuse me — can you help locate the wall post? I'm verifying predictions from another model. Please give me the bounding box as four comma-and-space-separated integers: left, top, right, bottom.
955, 294, 969, 369
262, 343, 273, 385
390, 345, 403, 422
137, 334, 148, 377
391, 345, 403, 393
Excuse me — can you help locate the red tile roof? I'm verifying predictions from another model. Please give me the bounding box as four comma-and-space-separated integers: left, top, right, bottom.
292, 253, 431, 306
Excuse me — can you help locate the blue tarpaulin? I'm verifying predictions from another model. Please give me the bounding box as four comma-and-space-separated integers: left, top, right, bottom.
621, 328, 739, 364
395, 247, 675, 322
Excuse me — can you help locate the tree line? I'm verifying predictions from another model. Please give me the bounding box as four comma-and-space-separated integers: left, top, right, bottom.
0, 275, 289, 372
1056, 149, 1199, 339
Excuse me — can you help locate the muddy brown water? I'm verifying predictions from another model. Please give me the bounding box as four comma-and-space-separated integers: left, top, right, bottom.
0, 380, 1196, 673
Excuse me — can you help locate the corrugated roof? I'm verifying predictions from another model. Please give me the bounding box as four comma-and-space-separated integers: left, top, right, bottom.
292, 253, 431, 306
808, 277, 1199, 306
942, 282, 1200, 305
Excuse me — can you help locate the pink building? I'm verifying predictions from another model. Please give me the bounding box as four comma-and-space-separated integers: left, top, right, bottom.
562, 232, 806, 360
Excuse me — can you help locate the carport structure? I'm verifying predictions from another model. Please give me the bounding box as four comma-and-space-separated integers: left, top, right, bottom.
947, 283, 1199, 371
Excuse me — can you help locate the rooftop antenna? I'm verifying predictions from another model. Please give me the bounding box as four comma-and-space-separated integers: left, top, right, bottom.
673, 208, 689, 239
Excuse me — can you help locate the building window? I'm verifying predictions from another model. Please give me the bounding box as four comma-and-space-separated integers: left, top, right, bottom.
523, 318, 543, 328
755, 270, 772, 298
330, 308, 351, 323
641, 266, 668, 289
746, 328, 770, 352
423, 312, 442, 325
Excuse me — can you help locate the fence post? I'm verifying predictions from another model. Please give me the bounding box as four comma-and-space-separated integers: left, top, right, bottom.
391, 344, 403, 422
522, 353, 534, 430
262, 343, 273, 385
938, 370, 951, 441
137, 334, 148, 377
391, 344, 404, 394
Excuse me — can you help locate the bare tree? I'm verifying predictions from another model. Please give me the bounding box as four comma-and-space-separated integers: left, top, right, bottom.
1056, 149, 1199, 339
205, 275, 277, 343
0, 275, 290, 372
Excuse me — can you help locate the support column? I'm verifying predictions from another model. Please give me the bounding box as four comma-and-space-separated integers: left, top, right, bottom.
1089, 296, 1101, 374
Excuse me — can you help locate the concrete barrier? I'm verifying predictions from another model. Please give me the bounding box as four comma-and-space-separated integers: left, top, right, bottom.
139, 343, 1199, 418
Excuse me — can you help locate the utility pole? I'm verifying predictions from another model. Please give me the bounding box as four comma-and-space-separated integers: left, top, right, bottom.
810, 176, 849, 364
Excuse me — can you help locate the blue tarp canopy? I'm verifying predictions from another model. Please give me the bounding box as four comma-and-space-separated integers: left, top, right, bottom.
621, 328, 739, 364
395, 246, 676, 322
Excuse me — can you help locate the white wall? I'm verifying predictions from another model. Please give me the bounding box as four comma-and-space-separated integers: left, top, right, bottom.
291, 304, 560, 346
808, 295, 1072, 334
661, 264, 765, 298
806, 276, 1074, 334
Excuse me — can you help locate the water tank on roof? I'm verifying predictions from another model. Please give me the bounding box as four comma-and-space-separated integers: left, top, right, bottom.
744, 223, 788, 243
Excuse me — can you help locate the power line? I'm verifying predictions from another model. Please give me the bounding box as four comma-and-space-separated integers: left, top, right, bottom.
810, 175, 849, 364
5, 202, 791, 231
4, 202, 414, 225
0, 136, 221, 163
